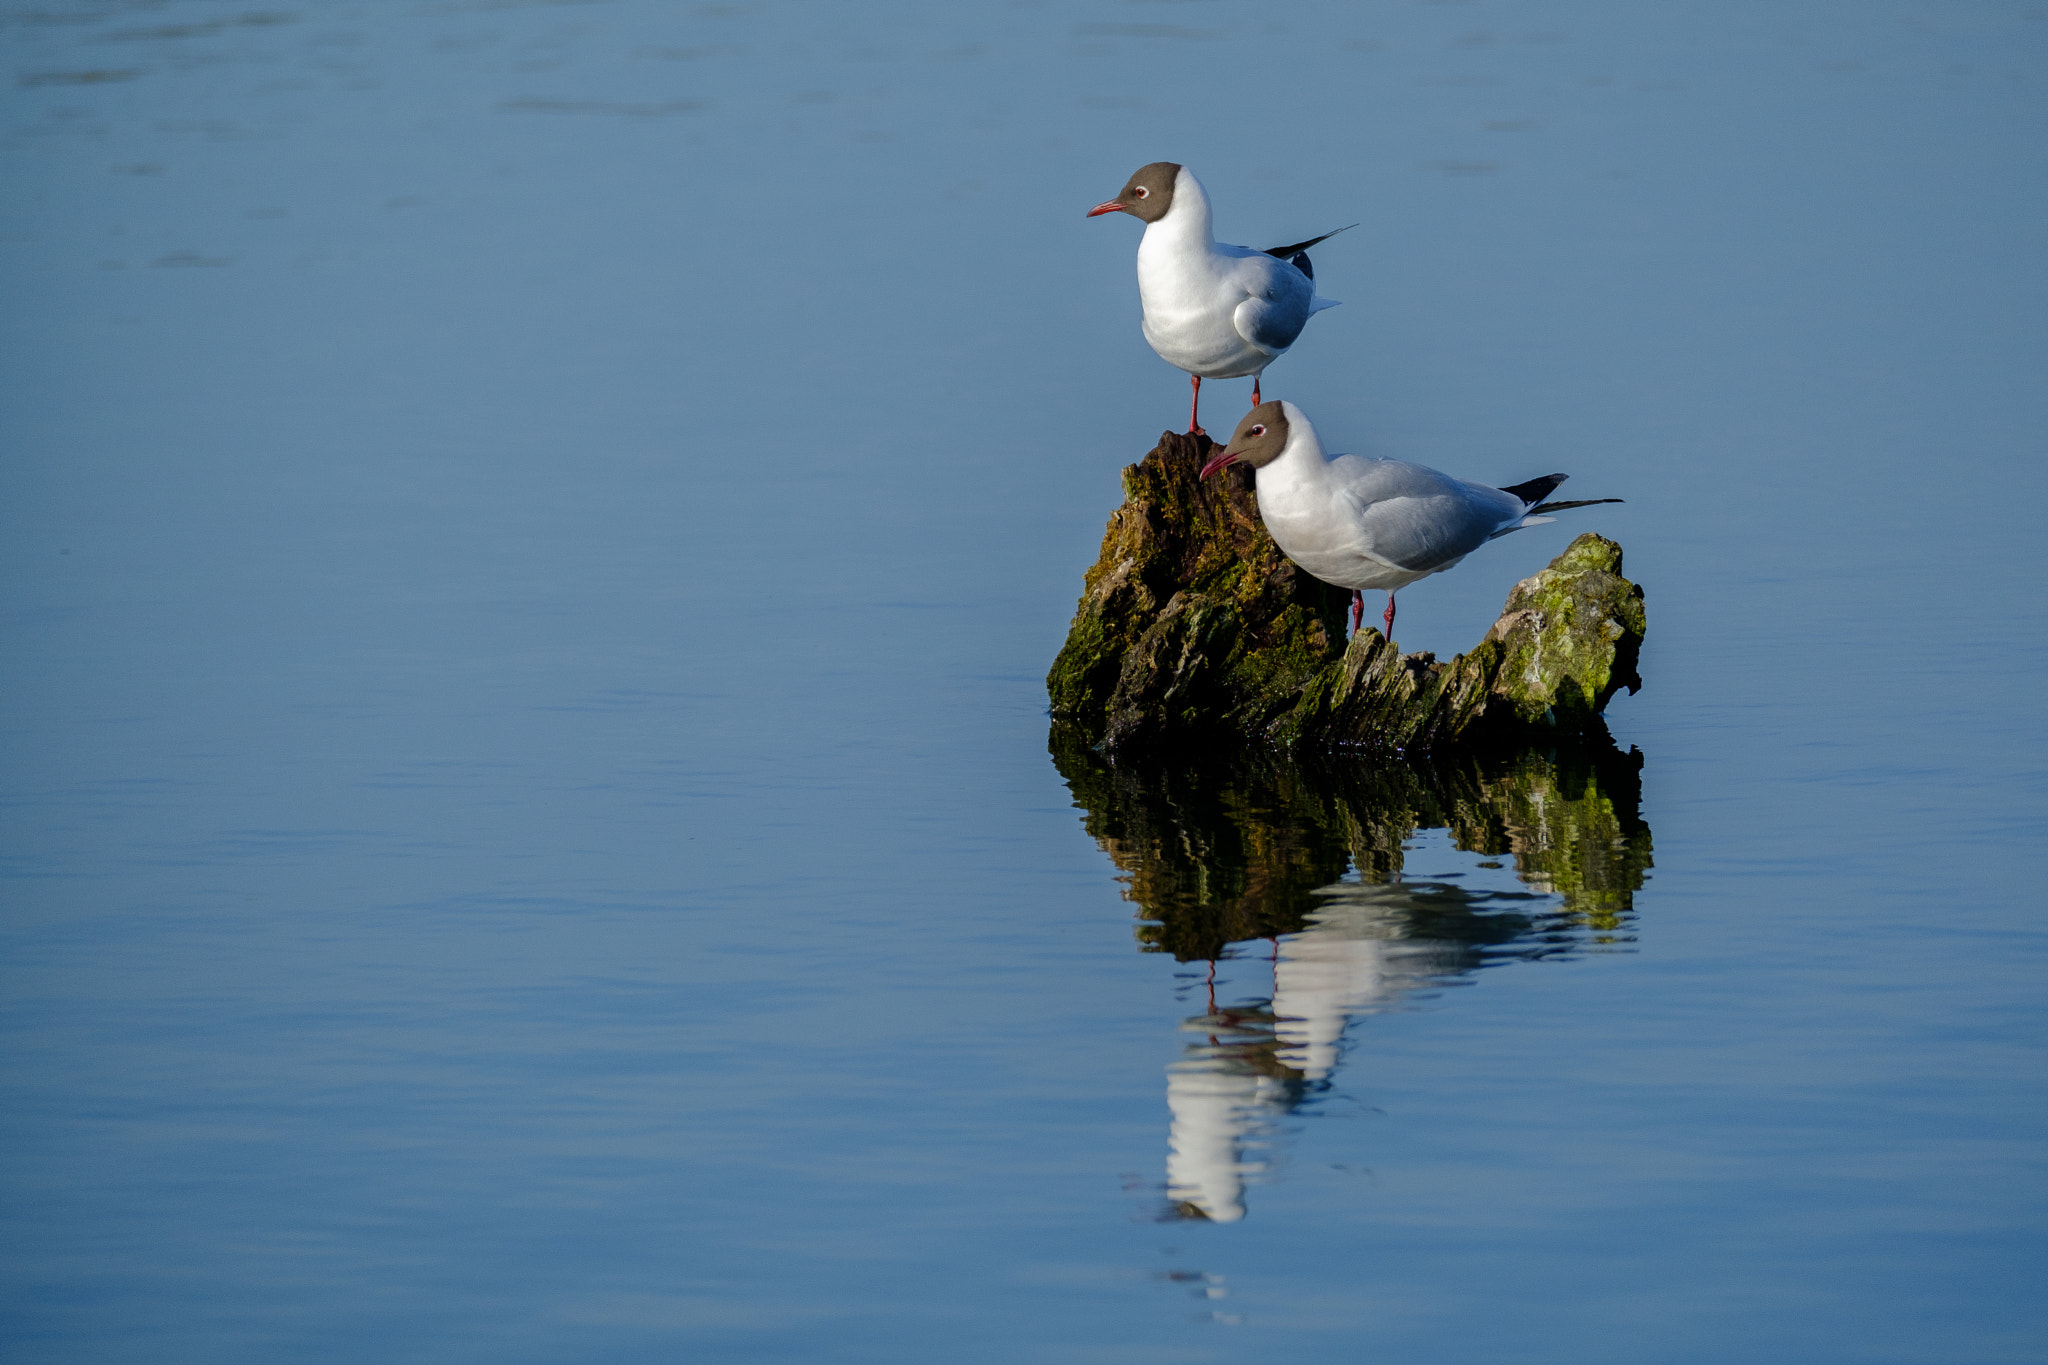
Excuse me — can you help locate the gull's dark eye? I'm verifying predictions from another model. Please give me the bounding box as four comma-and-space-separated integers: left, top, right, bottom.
1133, 185, 1149, 198
1250, 425, 1265, 437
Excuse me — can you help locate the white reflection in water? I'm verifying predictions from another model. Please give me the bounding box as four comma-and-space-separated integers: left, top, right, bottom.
1165, 1061, 1265, 1223
1164, 875, 1542, 1223
1273, 889, 1482, 1081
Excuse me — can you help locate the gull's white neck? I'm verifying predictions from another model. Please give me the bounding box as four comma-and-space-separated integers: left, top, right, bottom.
1264, 407, 1329, 476
1137, 167, 1216, 259
1252, 406, 1336, 516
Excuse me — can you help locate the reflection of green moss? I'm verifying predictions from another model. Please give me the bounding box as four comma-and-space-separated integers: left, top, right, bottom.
1052, 727, 1351, 957
1428, 748, 1656, 935
1047, 430, 1645, 754
1051, 726, 1653, 959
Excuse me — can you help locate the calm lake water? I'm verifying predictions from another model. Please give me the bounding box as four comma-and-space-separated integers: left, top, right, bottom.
3, 0, 2045, 1360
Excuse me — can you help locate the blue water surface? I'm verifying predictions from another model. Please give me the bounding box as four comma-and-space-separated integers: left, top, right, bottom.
2, 0, 2045, 1360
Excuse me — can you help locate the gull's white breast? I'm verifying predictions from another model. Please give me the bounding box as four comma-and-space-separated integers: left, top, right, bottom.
1137, 240, 1285, 379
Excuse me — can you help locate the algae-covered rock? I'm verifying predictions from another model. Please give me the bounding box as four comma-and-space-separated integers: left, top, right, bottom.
1049, 725, 1654, 958
1047, 432, 1644, 755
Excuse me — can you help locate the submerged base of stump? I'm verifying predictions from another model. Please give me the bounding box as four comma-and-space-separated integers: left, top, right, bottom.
1047, 430, 1646, 755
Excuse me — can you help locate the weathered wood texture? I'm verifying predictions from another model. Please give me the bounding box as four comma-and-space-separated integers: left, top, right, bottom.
1047, 429, 1645, 754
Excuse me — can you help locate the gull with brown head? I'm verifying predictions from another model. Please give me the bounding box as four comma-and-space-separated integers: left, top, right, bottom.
1200, 402, 1623, 640
1088, 163, 1348, 435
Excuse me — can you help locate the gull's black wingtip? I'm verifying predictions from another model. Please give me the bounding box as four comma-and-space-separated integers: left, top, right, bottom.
1499, 473, 1569, 506
1529, 497, 1625, 514
1264, 223, 1359, 278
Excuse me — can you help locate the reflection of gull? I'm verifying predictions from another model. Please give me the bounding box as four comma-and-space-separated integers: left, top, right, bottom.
1273, 885, 1477, 1080
1162, 882, 1495, 1221
1164, 984, 1311, 1222
1165, 1052, 1274, 1223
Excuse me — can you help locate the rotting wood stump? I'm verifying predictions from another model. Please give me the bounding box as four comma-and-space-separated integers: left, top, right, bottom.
1046, 429, 1645, 755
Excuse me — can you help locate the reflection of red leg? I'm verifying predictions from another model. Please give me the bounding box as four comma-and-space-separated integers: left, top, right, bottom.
1251, 375, 1262, 406
1384, 593, 1397, 641
1187, 375, 1205, 436
1350, 590, 1363, 636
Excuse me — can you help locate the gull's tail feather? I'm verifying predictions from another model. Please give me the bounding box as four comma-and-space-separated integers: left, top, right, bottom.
1264, 224, 1357, 260
1529, 497, 1624, 514
1266, 224, 1357, 284
1487, 475, 1623, 539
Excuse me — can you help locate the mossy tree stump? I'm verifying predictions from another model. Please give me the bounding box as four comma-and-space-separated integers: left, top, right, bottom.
1048, 430, 1645, 755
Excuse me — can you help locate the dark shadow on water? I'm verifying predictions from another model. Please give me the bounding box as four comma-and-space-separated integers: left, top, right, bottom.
1049, 724, 1654, 1223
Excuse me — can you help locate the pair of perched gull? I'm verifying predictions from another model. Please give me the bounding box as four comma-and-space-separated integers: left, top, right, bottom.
1088, 161, 1618, 639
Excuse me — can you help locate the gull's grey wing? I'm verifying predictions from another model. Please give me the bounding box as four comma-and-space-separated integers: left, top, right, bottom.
1329, 457, 1524, 573
1229, 252, 1319, 353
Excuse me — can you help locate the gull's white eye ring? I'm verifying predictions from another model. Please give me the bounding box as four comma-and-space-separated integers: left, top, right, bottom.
1250, 425, 1265, 436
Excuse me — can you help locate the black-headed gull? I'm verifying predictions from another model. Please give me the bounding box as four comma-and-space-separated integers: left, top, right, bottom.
1200, 401, 1622, 640
1088, 162, 1347, 435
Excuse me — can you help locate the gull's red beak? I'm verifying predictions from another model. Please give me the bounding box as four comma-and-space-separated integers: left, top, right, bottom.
1085, 199, 1125, 217
1199, 449, 1239, 480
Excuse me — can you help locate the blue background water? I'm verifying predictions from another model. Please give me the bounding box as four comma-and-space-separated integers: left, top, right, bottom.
3, 0, 2044, 1359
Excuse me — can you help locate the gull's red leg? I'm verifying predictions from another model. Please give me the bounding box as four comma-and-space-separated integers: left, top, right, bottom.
1351, 589, 1364, 636
1384, 593, 1397, 641
1187, 374, 1204, 436
1251, 375, 1262, 406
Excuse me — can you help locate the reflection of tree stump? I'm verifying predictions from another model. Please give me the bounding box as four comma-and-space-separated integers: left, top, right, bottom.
1046, 430, 1645, 754
1049, 729, 1654, 959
